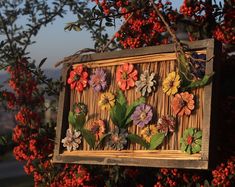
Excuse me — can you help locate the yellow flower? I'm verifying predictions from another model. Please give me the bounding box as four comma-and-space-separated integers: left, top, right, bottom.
162, 71, 180, 95
140, 125, 158, 143
98, 92, 115, 110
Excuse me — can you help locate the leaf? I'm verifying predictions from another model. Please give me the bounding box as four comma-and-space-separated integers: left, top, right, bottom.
125, 97, 145, 125
75, 114, 86, 130
203, 180, 210, 187
80, 129, 95, 149
0, 136, 7, 145
192, 143, 201, 154
116, 90, 127, 106
39, 58, 47, 68
149, 133, 165, 150
68, 111, 77, 126
110, 101, 126, 128
68, 112, 86, 130
127, 134, 149, 149
178, 53, 193, 86
95, 133, 111, 149
183, 73, 214, 90
195, 130, 202, 139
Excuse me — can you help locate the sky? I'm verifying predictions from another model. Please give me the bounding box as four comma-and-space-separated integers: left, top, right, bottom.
28, 0, 183, 69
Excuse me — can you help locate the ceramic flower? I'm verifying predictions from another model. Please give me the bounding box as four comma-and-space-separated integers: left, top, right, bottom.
172, 92, 195, 116
67, 65, 88, 92
156, 115, 176, 135
162, 71, 180, 95
190, 53, 206, 79
131, 104, 153, 128
108, 127, 128, 150
116, 63, 138, 91
98, 92, 115, 110
140, 125, 158, 143
136, 70, 157, 96
89, 69, 107, 92
89, 120, 105, 141
72, 102, 88, 115
180, 128, 202, 154
61, 128, 82, 152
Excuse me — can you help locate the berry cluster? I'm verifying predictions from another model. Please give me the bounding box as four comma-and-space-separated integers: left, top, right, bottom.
212, 159, 235, 186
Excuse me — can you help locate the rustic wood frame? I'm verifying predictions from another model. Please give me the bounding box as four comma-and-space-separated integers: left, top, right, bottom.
53, 39, 220, 169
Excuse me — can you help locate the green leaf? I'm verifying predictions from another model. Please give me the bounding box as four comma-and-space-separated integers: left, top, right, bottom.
192, 144, 201, 154
0, 136, 7, 145
95, 133, 111, 149
149, 133, 165, 150
68, 111, 77, 126
110, 102, 126, 127
181, 142, 187, 152
39, 58, 47, 68
183, 73, 214, 91
68, 112, 86, 130
188, 128, 194, 136
80, 129, 95, 149
116, 90, 127, 106
203, 180, 210, 187
125, 97, 145, 126
76, 114, 86, 130
127, 134, 149, 149
195, 130, 202, 139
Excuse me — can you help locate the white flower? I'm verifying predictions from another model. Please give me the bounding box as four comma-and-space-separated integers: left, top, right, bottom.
136, 70, 157, 96
61, 128, 82, 151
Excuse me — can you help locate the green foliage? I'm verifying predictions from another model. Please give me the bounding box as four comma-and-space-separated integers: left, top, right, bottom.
68, 111, 95, 149
149, 133, 165, 150
80, 128, 95, 149
127, 134, 149, 149
182, 73, 214, 91
110, 90, 145, 128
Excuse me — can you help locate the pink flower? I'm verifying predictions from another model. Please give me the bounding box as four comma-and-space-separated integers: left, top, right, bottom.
116, 63, 138, 91
67, 65, 88, 92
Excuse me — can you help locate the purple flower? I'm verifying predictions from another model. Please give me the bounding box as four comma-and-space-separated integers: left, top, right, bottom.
89, 69, 107, 92
131, 104, 153, 128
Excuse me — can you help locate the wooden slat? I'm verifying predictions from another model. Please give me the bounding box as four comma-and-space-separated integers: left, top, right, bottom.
73, 50, 206, 68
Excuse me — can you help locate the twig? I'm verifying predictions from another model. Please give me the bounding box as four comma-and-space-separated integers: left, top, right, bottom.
101, 12, 134, 52
150, 0, 185, 55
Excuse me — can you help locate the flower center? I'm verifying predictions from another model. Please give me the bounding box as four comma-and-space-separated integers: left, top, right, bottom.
93, 76, 101, 84
187, 136, 193, 145
102, 97, 110, 105
91, 125, 100, 134
75, 107, 81, 114
168, 80, 174, 88
145, 127, 152, 136
74, 74, 80, 81
140, 112, 147, 121
122, 72, 128, 80
179, 99, 187, 108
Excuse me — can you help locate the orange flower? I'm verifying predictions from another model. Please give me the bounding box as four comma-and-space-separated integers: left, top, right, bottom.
172, 92, 195, 116
89, 120, 105, 141
67, 65, 88, 92
116, 63, 138, 91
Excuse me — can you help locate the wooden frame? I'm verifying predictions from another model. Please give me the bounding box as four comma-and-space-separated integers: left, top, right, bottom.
53, 39, 220, 169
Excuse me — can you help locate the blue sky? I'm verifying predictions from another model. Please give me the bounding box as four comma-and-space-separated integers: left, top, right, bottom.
28, 0, 183, 69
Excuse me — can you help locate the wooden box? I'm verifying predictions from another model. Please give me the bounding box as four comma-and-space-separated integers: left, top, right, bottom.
53, 39, 220, 169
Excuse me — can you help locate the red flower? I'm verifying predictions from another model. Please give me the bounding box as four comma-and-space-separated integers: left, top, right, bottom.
67, 65, 88, 92
116, 63, 138, 91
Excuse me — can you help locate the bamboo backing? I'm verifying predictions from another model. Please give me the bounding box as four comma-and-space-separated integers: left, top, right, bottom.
70, 57, 204, 151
